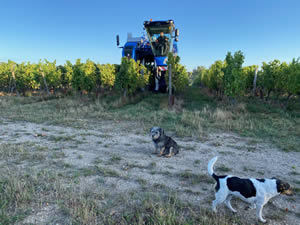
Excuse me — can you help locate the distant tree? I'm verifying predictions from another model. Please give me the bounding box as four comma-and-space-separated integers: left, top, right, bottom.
192, 66, 206, 87
0, 62, 10, 91
167, 52, 189, 93
223, 50, 245, 98
72, 59, 85, 93
82, 59, 97, 92
38, 60, 61, 93
242, 65, 258, 93
97, 63, 116, 91
58, 61, 73, 92
284, 58, 300, 101
260, 60, 281, 100
207, 60, 225, 97
115, 57, 149, 97
15, 62, 40, 95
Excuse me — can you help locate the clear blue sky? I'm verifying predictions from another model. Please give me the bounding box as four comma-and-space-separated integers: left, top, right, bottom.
0, 0, 299, 71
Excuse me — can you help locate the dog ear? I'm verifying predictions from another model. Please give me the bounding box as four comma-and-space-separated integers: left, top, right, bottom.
159, 128, 164, 135
150, 127, 153, 133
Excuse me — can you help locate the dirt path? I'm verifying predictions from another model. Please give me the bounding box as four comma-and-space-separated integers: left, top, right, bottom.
1, 119, 299, 225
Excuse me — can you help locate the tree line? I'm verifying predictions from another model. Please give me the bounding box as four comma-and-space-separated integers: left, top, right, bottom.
2, 52, 298, 102
0, 55, 190, 97
192, 51, 300, 103
0, 58, 149, 97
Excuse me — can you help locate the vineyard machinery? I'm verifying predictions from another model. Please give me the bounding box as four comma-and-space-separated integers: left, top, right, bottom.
117, 19, 179, 92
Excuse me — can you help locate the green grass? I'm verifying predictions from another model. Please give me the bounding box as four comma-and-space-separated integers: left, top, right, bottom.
289, 171, 300, 176
0, 175, 33, 224
117, 193, 242, 225
293, 187, 300, 194
109, 155, 123, 164
294, 180, 300, 185
217, 165, 232, 173
194, 159, 201, 165
153, 183, 167, 189
184, 145, 197, 151
0, 143, 25, 158
183, 189, 201, 195
149, 162, 157, 168
136, 178, 147, 186
122, 162, 148, 170
95, 165, 122, 178
51, 151, 66, 159
243, 166, 255, 172
177, 170, 214, 185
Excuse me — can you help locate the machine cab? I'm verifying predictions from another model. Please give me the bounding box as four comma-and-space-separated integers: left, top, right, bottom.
144, 20, 177, 66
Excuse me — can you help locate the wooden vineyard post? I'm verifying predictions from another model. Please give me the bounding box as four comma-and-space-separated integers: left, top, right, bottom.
141, 59, 145, 92
10, 64, 18, 95
168, 64, 174, 107
40, 66, 50, 95
252, 67, 258, 96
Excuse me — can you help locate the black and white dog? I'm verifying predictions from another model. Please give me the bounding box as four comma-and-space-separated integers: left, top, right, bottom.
208, 156, 293, 223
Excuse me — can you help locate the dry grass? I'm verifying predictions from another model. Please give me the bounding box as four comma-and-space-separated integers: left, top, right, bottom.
213, 108, 233, 121
0, 166, 243, 225
110, 193, 242, 225
0, 143, 25, 158
1, 90, 299, 152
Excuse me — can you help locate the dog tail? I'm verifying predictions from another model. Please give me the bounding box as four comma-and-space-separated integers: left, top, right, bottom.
208, 156, 218, 181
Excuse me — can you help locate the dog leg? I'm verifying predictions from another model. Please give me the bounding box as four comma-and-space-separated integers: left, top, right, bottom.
158, 147, 165, 157
165, 147, 174, 158
153, 147, 158, 154
225, 196, 237, 213
256, 203, 267, 223
212, 191, 227, 213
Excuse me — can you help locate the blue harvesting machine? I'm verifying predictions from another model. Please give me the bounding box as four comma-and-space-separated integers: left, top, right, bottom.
117, 19, 179, 92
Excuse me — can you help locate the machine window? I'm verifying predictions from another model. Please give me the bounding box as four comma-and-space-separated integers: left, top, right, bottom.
124, 46, 134, 57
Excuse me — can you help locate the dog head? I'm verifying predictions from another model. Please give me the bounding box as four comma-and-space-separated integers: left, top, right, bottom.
274, 178, 293, 196
150, 127, 164, 140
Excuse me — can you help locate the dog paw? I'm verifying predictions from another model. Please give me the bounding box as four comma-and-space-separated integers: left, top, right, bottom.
259, 218, 267, 224
231, 209, 237, 214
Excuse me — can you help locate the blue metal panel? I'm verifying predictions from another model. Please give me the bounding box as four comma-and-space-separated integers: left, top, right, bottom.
173, 41, 178, 55
154, 56, 167, 66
